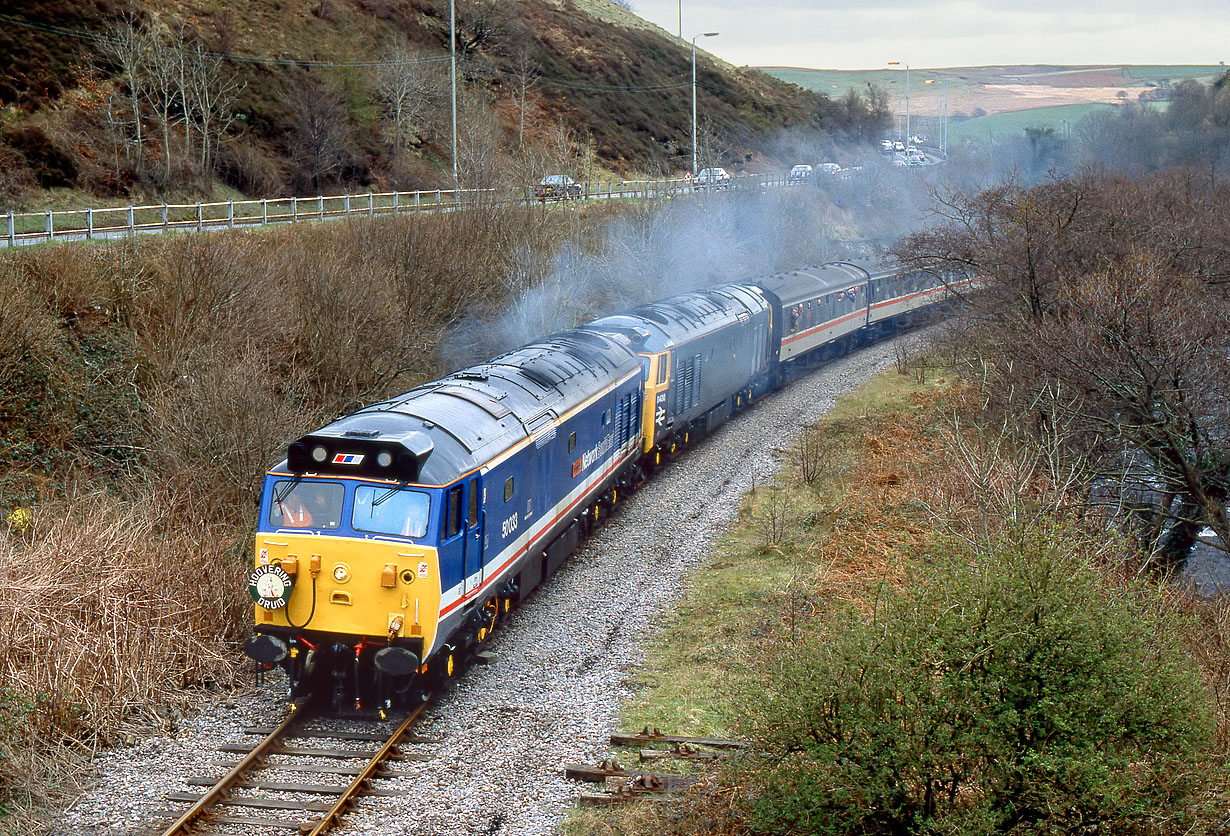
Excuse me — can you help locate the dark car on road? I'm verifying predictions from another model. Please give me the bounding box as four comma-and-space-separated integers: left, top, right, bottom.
533, 175, 582, 201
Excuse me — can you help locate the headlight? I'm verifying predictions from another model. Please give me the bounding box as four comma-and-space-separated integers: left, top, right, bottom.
311, 445, 328, 463
332, 563, 350, 583
376, 450, 393, 468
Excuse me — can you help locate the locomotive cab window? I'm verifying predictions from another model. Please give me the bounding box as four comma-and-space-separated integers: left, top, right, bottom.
504, 476, 514, 502
468, 478, 479, 528
445, 485, 463, 539
656, 355, 669, 384
270, 480, 344, 530
351, 486, 430, 538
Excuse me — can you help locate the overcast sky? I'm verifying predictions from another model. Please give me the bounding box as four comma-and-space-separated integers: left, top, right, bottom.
627, 0, 1230, 69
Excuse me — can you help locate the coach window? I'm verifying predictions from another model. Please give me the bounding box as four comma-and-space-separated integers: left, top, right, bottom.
569, 431, 577, 452
504, 476, 514, 502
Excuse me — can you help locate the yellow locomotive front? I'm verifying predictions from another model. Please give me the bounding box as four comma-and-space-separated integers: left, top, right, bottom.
244, 475, 444, 709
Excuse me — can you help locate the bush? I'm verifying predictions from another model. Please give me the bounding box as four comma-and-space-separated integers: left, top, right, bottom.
744, 532, 1214, 835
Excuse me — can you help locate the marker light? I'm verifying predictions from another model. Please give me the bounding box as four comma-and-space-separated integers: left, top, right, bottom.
311, 445, 328, 463
376, 450, 394, 468
333, 564, 350, 583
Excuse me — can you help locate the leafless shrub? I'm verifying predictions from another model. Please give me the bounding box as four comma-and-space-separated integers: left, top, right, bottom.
0, 146, 37, 209
793, 424, 838, 486
893, 340, 911, 375
215, 138, 286, 196
758, 486, 792, 546
0, 278, 56, 384
0, 489, 246, 819
936, 385, 1093, 547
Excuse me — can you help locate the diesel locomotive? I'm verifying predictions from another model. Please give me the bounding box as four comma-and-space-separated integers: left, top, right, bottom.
243, 260, 966, 709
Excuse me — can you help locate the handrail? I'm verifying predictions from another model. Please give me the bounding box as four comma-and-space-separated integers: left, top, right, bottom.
0, 173, 791, 248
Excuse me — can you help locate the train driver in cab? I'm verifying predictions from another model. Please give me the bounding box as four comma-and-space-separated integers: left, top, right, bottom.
273, 481, 341, 529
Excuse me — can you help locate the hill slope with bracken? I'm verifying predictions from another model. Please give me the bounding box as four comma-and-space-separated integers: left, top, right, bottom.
0, 0, 885, 204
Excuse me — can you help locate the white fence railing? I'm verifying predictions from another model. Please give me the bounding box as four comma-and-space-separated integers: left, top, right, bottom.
1, 173, 787, 248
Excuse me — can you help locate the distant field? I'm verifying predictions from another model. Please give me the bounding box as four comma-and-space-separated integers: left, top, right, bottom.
1126, 64, 1224, 80
762, 64, 1224, 126
945, 103, 1112, 143
944, 100, 1170, 143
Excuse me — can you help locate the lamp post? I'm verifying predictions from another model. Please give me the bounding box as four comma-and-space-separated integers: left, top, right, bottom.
450, 0, 458, 187
692, 32, 719, 176
889, 61, 910, 150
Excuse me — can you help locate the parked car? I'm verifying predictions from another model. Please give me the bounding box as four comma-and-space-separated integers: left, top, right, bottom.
533, 174, 582, 200
817, 162, 842, 175
788, 164, 813, 183
693, 168, 731, 190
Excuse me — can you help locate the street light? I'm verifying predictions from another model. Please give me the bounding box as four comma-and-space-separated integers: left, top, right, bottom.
692, 32, 719, 177
889, 61, 910, 150
450, 0, 458, 187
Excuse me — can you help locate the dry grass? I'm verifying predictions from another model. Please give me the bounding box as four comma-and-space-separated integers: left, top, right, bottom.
0, 489, 247, 825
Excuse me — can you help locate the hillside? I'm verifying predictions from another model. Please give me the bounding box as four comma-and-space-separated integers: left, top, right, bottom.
0, 1, 881, 205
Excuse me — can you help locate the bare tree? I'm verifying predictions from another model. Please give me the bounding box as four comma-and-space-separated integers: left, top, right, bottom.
452, 87, 502, 189
374, 39, 446, 166
455, 0, 514, 57
694, 117, 730, 176
181, 43, 244, 176
505, 46, 540, 148
98, 17, 151, 161
286, 77, 353, 192
894, 169, 1230, 570
143, 25, 187, 185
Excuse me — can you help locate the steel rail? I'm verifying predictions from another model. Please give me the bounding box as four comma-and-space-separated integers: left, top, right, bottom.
157, 699, 310, 836
300, 701, 428, 836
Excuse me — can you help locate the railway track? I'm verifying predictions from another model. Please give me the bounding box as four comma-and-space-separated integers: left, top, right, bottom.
148, 699, 429, 835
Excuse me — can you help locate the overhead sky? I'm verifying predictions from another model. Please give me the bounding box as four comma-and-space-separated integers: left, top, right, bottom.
626, 0, 1230, 69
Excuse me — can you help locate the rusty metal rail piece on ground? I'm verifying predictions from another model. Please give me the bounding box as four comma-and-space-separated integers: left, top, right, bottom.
566, 760, 695, 785
157, 700, 307, 836
639, 743, 725, 762
609, 726, 748, 749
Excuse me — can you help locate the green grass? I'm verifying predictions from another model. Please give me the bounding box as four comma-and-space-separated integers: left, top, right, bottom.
766, 67, 904, 94
616, 368, 942, 739
946, 102, 1116, 143
1126, 64, 1225, 80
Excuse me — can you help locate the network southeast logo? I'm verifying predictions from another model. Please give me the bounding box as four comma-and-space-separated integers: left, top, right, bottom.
332, 453, 364, 465
573, 432, 615, 477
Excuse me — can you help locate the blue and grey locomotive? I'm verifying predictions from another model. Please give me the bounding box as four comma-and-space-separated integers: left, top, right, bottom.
243, 259, 960, 707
